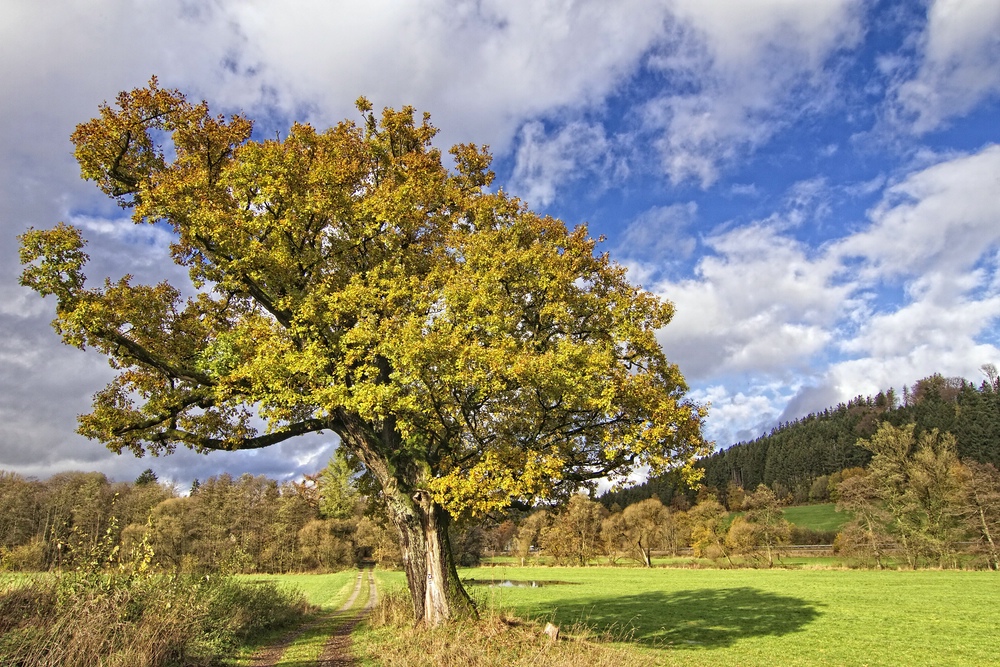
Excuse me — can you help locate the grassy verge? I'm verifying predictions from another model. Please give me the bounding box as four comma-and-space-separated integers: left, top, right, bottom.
355, 566, 1000, 666
231, 570, 361, 665
0, 570, 310, 667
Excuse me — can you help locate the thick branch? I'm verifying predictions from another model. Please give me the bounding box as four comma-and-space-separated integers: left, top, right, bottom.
153, 417, 330, 451
111, 389, 216, 436
99, 327, 215, 386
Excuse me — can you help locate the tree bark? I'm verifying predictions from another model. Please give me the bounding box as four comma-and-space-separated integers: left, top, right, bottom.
973, 490, 999, 571
380, 485, 476, 625
411, 490, 476, 625
344, 418, 476, 626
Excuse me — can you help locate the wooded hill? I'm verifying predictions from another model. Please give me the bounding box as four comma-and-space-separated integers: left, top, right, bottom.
603, 372, 1000, 508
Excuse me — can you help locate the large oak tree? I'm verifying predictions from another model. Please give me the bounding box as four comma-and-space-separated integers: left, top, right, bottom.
19, 79, 706, 624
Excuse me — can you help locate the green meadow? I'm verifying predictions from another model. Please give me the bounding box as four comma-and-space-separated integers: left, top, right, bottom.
781, 503, 846, 532
233, 570, 362, 665
364, 566, 998, 666
243, 570, 359, 608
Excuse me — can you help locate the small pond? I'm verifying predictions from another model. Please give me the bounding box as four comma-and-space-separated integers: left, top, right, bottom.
462, 579, 577, 588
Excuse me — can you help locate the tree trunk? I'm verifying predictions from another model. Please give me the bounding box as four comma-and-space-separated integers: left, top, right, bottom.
413, 491, 476, 624
975, 498, 999, 570
381, 486, 476, 625
341, 415, 476, 626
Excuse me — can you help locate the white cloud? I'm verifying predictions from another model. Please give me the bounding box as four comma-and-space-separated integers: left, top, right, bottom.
784, 177, 832, 224
890, 0, 1000, 133
0, 3, 239, 171
641, 0, 864, 185
835, 144, 1000, 279
0, 1, 675, 188
692, 382, 797, 446
617, 202, 698, 263
830, 341, 1000, 398
217, 0, 676, 149
656, 222, 848, 378
508, 121, 619, 207
842, 284, 1000, 358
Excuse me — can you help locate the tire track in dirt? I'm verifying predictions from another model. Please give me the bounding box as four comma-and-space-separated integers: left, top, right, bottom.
315, 569, 378, 666
246, 569, 369, 667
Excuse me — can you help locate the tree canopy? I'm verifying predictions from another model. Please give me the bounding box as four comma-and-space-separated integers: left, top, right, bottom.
19, 78, 706, 624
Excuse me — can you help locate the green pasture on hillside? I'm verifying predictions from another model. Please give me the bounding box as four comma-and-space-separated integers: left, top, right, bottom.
781, 503, 846, 532
371, 566, 998, 666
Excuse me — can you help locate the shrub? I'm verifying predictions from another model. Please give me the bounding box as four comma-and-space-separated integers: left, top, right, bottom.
0, 571, 309, 666
789, 526, 837, 545
0, 538, 47, 572
200, 577, 310, 651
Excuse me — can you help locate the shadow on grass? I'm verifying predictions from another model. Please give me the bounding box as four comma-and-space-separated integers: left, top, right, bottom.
530, 587, 822, 649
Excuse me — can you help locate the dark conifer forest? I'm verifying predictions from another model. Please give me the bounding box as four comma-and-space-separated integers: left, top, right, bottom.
604, 373, 1000, 508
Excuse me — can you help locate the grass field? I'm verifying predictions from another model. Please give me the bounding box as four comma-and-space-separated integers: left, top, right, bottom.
243, 570, 359, 608
233, 570, 362, 665
782, 503, 847, 532
365, 566, 999, 666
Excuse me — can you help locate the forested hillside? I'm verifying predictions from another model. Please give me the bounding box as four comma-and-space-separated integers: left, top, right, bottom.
604, 373, 1000, 508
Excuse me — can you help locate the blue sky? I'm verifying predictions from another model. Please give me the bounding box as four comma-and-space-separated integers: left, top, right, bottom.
1, 0, 998, 489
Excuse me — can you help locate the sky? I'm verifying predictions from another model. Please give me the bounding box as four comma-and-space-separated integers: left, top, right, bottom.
1, 0, 999, 490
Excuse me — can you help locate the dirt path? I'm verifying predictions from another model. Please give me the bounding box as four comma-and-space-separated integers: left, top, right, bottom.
245, 569, 375, 667
315, 569, 378, 666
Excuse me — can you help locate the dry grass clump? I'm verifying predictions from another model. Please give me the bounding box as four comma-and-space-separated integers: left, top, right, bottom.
0, 571, 310, 667
356, 589, 654, 667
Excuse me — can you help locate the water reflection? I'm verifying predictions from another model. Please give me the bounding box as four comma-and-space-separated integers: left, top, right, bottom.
463, 579, 577, 588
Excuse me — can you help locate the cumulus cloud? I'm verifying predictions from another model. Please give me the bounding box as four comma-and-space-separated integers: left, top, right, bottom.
216, 0, 676, 148
662, 145, 1000, 440
641, 0, 864, 185
889, 0, 1000, 134
508, 120, 621, 207
835, 145, 1000, 280
656, 221, 848, 379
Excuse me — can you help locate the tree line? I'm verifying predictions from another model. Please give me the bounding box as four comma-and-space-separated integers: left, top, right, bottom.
3, 423, 999, 573
509, 484, 826, 569
514, 423, 1000, 570
0, 458, 400, 574
5, 371, 999, 574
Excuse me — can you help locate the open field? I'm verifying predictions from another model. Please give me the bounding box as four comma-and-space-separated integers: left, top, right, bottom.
243, 570, 359, 608
234, 570, 363, 665
781, 503, 846, 531
364, 566, 998, 666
